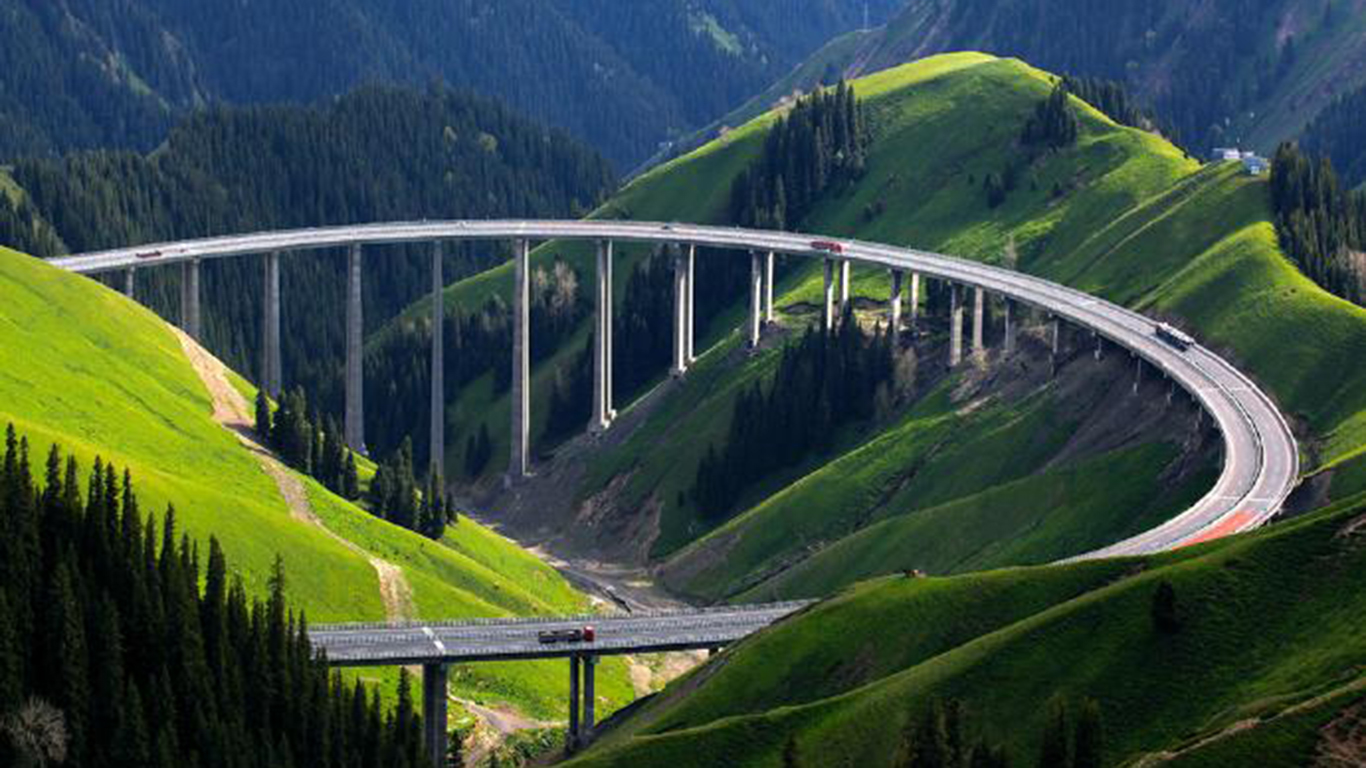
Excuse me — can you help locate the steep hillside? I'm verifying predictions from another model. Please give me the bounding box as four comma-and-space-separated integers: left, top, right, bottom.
0, 0, 900, 167
691, 0, 1366, 161
0, 246, 633, 721
568, 490, 1366, 767
380, 53, 1366, 607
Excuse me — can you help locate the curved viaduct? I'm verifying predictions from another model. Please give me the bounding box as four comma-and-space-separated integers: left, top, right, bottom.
55, 221, 1300, 757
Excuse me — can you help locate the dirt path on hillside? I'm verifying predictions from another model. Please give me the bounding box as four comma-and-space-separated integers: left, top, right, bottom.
170, 328, 415, 622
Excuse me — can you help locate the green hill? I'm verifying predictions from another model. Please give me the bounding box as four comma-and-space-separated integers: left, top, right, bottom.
567, 489, 1366, 767
0, 246, 633, 721
377, 52, 1366, 605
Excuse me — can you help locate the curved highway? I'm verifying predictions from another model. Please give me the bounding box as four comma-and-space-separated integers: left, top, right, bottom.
53, 219, 1300, 558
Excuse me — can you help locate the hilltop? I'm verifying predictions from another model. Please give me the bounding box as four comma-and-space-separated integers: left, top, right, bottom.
680, 0, 1366, 165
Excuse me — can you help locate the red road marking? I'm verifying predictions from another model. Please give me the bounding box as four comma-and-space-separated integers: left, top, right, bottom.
1176, 511, 1257, 549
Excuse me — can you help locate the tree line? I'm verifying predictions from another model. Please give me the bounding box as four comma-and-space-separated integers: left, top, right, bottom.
692, 315, 898, 522
4, 85, 615, 431
1269, 143, 1366, 306
729, 81, 870, 232
1300, 83, 1366, 190
255, 388, 361, 502
0, 425, 428, 768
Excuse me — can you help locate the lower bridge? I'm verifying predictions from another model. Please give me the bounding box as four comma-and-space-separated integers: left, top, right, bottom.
309, 601, 811, 761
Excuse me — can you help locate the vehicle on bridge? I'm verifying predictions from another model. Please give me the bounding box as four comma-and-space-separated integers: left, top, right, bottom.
136, 250, 162, 260
811, 240, 845, 254
538, 626, 596, 644
1156, 323, 1195, 351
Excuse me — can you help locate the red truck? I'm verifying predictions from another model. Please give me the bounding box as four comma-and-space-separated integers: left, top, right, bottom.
810, 240, 844, 255
537, 626, 596, 644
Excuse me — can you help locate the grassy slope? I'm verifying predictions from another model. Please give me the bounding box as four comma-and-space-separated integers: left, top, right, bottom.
571, 491, 1366, 768
0, 246, 633, 719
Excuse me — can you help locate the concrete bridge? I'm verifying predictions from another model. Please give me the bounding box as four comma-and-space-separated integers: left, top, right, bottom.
310, 601, 810, 759
53, 219, 1301, 762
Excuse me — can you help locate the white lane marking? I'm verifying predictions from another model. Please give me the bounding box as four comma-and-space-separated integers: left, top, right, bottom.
422, 627, 447, 654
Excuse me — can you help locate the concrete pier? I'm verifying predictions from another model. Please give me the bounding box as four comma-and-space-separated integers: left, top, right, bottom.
568, 655, 580, 752
345, 245, 365, 453
764, 251, 775, 325
823, 258, 837, 331
181, 258, 202, 341
1133, 355, 1144, 394
430, 242, 445, 474
262, 252, 282, 397
685, 244, 696, 363
592, 241, 613, 432
422, 664, 448, 768
1003, 298, 1016, 356
1051, 317, 1062, 356
749, 251, 763, 348
839, 259, 851, 314
672, 246, 689, 377
972, 286, 986, 357
909, 272, 921, 327
889, 270, 904, 338
510, 239, 530, 478
949, 284, 964, 367
1094, 331, 1104, 361
583, 656, 597, 738
123, 268, 136, 300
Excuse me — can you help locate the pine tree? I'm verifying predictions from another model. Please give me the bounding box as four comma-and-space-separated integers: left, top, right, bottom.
255, 390, 272, 439
343, 451, 360, 501
1073, 700, 1103, 768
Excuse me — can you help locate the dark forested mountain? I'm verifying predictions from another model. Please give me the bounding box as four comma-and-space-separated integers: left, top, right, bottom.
1301, 83, 1366, 190
1, 85, 615, 416
752, 0, 1366, 158
0, 0, 901, 167
1270, 143, 1366, 305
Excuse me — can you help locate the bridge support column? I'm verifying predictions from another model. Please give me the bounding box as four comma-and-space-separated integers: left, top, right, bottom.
583, 655, 597, 740
122, 268, 136, 300
1003, 298, 1016, 356
686, 244, 696, 364
568, 655, 581, 752
909, 272, 921, 328
181, 258, 202, 341
261, 252, 282, 398
823, 258, 836, 331
1050, 316, 1061, 376
672, 246, 689, 378
749, 251, 763, 349
889, 270, 904, 339
1133, 355, 1144, 395
764, 251, 775, 325
1094, 331, 1104, 361
509, 239, 530, 479
949, 284, 963, 367
345, 245, 366, 454
592, 241, 614, 433
422, 664, 448, 768
430, 242, 445, 474
972, 286, 986, 358
839, 259, 851, 315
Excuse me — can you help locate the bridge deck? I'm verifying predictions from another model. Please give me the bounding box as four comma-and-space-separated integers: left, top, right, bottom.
309, 601, 812, 666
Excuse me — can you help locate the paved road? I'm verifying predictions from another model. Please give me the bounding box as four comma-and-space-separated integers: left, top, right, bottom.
309, 601, 810, 665
54, 220, 1301, 662
53, 219, 1299, 558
